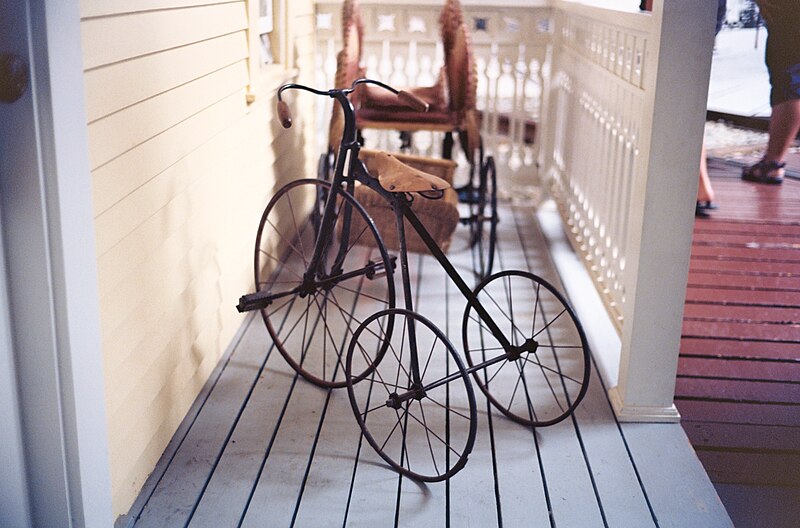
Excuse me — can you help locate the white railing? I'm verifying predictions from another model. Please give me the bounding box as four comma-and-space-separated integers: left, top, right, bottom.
543, 4, 655, 330
314, 0, 552, 199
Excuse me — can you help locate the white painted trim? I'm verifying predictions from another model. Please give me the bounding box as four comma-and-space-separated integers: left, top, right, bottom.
0, 0, 112, 526
613, 0, 716, 416
0, 208, 33, 528
536, 201, 621, 389
608, 387, 681, 423
35, 1, 114, 525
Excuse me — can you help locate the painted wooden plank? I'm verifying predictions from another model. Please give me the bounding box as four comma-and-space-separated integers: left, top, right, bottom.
678, 356, 800, 382
689, 245, 800, 262
715, 483, 800, 528
395, 257, 464, 527
680, 337, 800, 361
237, 282, 380, 525
104, 261, 225, 419
684, 287, 800, 307
510, 208, 606, 528
682, 303, 800, 323
80, 0, 231, 19
88, 61, 247, 170
620, 423, 733, 528
693, 221, 800, 236
674, 400, 800, 427
292, 262, 411, 526
691, 231, 800, 246
682, 320, 800, 342
570, 369, 657, 527
107, 298, 227, 471
288, 390, 369, 527
439, 238, 540, 528
689, 256, 800, 275
687, 270, 800, 291
84, 32, 248, 122
186, 355, 318, 527
675, 376, 800, 405
81, 3, 247, 70
682, 421, 800, 452
695, 450, 800, 487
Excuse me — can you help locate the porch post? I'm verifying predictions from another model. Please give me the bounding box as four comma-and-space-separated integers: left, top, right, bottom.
608, 0, 716, 421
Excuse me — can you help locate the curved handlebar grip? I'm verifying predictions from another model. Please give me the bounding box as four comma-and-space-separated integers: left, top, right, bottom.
397, 91, 430, 112
277, 100, 293, 128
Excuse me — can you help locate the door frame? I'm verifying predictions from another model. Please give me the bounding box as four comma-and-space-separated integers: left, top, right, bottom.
0, 0, 112, 526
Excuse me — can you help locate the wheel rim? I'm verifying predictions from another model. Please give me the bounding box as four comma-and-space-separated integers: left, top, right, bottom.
462, 270, 590, 426
346, 309, 477, 482
255, 178, 395, 388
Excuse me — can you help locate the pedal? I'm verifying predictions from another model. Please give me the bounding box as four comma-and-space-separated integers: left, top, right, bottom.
236, 290, 273, 313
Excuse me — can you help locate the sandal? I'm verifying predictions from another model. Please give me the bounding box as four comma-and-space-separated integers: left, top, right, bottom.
742, 159, 785, 184
697, 200, 718, 210
695, 202, 711, 218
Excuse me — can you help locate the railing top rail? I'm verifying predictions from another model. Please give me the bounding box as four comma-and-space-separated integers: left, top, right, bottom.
316, 0, 550, 7
554, 0, 656, 31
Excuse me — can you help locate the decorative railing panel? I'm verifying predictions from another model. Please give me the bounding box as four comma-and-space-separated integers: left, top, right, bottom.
543, 4, 655, 329
315, 0, 552, 198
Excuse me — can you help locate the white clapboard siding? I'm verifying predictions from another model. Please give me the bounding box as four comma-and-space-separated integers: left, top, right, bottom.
80, 0, 226, 19
81, 3, 247, 70
81, 0, 317, 516
88, 62, 248, 170
84, 31, 248, 122
91, 90, 246, 218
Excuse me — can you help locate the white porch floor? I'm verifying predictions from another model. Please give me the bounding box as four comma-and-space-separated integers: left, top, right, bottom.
118, 204, 732, 528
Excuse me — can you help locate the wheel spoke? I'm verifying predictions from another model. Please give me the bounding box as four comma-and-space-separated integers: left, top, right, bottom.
405, 408, 463, 459
418, 400, 440, 476
258, 249, 304, 281
532, 308, 568, 339
286, 192, 310, 269
521, 354, 584, 385
425, 395, 473, 422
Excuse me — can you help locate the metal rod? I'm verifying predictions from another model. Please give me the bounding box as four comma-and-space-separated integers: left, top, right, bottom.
402, 206, 511, 350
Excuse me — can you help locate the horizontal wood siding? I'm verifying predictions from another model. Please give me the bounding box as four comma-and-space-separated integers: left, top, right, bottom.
80, 0, 317, 516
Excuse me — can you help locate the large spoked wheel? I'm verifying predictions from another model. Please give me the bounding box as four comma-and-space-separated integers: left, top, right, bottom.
470, 155, 498, 280
346, 309, 477, 482
255, 178, 395, 389
462, 270, 590, 426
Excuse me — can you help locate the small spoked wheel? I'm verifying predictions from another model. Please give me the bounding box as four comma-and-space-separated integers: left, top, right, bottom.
346, 309, 477, 482
255, 178, 395, 389
470, 155, 498, 280
462, 270, 590, 426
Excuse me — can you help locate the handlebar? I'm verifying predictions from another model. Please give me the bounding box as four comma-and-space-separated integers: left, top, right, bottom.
275, 78, 429, 129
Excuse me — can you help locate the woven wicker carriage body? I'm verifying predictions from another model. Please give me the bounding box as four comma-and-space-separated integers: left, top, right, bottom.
347, 150, 460, 255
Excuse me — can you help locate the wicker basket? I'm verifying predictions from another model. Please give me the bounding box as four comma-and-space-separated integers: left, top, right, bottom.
347, 150, 460, 254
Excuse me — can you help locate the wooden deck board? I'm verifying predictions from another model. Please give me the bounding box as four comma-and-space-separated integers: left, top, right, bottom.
678, 156, 800, 524
122, 202, 730, 527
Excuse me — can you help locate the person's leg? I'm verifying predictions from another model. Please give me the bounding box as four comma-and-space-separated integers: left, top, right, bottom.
698, 141, 715, 203
743, 19, 799, 184
696, 141, 716, 217
764, 98, 800, 163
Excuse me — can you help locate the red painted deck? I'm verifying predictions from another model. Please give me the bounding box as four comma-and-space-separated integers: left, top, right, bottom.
677, 157, 800, 500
